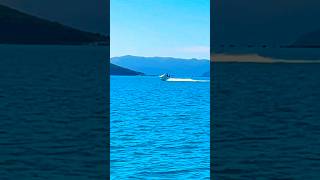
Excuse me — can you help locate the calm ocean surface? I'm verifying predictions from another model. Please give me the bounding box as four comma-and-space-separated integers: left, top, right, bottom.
213, 62, 320, 179
111, 76, 210, 179
0, 45, 108, 179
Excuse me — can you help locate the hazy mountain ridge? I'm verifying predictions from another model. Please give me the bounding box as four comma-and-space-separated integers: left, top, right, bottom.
291, 30, 320, 48
111, 55, 209, 76
0, 4, 108, 45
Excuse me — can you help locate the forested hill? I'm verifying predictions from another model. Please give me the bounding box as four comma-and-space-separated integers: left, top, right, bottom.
0, 4, 108, 45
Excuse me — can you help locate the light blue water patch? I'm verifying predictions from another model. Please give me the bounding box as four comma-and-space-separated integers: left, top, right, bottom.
111, 76, 210, 179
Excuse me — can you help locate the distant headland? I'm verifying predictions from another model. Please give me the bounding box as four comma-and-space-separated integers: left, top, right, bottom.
213, 29, 320, 50
110, 63, 144, 76
0, 4, 108, 45
286, 30, 320, 48
211, 29, 320, 63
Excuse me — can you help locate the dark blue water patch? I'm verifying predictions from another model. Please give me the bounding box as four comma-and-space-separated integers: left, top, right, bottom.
212, 62, 320, 179
0, 45, 108, 179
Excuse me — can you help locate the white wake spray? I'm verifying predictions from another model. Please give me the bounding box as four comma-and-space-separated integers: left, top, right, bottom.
166, 78, 209, 82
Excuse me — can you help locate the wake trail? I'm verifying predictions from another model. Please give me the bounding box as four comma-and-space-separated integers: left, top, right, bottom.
166, 78, 209, 82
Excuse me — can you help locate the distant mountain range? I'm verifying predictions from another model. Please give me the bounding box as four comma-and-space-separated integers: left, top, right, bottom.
111, 55, 209, 76
0, 4, 108, 45
290, 30, 320, 48
110, 63, 144, 76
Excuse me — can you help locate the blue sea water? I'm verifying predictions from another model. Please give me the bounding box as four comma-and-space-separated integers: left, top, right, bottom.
3, 44, 320, 179
111, 76, 210, 179
0, 45, 108, 179
213, 62, 320, 179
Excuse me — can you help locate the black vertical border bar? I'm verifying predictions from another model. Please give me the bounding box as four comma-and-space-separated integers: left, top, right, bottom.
107, 0, 111, 178
210, 0, 213, 179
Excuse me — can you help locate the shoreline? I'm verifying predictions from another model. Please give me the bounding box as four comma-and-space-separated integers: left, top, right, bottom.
211, 54, 320, 64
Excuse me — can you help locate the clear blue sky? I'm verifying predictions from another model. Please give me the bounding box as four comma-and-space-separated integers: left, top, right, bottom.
111, 0, 210, 59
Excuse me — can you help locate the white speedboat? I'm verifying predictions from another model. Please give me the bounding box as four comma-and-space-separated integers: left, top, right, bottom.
159, 73, 170, 81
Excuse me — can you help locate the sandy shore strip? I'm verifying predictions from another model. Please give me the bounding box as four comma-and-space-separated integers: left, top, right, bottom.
211, 54, 320, 63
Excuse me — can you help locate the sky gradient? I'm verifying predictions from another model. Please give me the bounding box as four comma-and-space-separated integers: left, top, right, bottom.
111, 0, 210, 59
